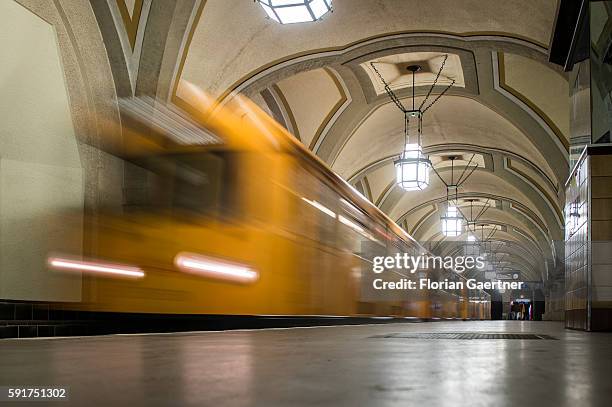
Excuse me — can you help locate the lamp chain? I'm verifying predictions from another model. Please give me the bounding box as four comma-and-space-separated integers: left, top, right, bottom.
370, 55, 455, 116
369, 62, 408, 113
419, 54, 451, 111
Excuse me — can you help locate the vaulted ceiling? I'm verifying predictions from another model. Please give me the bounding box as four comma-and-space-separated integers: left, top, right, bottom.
16, 0, 569, 286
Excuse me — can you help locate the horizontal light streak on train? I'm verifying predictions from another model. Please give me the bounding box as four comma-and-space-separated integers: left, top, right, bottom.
301, 197, 336, 218
175, 252, 258, 283
48, 257, 145, 278
340, 197, 359, 212
303, 196, 378, 241
338, 214, 365, 233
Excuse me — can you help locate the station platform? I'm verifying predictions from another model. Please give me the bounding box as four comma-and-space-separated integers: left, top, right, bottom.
1, 320, 611, 406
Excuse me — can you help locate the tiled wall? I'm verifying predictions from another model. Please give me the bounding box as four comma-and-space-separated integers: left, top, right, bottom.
0, 301, 93, 339
591, 155, 612, 330
0, 301, 52, 338
565, 148, 612, 331
565, 154, 589, 329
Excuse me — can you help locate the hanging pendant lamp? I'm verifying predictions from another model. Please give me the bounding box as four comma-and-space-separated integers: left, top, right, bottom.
370, 57, 455, 192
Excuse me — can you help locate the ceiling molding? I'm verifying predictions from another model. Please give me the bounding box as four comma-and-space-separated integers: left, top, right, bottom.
259, 87, 289, 131
496, 51, 569, 151
395, 192, 550, 242
211, 31, 550, 106
504, 157, 563, 224
270, 83, 301, 141
115, 0, 144, 50
168, 0, 206, 114
309, 67, 351, 151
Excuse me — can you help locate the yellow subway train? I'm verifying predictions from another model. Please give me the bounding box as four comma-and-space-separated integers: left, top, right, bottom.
52, 88, 490, 320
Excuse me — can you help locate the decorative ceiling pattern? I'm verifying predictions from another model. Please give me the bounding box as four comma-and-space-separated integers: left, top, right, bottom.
177, 0, 558, 101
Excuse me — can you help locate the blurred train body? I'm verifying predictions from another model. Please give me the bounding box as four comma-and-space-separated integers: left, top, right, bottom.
54, 92, 490, 320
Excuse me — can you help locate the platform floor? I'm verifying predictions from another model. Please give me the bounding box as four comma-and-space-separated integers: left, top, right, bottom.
1, 321, 611, 406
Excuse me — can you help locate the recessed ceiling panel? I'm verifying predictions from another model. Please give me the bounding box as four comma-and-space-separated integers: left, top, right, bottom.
361, 52, 465, 95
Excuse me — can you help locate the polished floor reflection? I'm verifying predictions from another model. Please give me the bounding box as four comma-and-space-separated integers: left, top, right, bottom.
0, 321, 611, 406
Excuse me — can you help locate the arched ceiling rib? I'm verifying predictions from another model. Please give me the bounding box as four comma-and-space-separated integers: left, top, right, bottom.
331, 96, 556, 182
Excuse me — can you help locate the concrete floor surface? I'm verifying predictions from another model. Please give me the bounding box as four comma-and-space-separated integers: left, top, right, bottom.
0, 321, 611, 406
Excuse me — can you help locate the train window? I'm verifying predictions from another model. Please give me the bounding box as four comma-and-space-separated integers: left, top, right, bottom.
171, 153, 224, 215
315, 182, 340, 247
337, 210, 369, 252
128, 151, 238, 219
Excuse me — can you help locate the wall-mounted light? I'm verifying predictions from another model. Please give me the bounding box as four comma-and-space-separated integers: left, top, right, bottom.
257, 0, 332, 24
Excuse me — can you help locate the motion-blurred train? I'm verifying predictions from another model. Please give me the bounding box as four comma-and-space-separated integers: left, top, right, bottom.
50, 83, 490, 321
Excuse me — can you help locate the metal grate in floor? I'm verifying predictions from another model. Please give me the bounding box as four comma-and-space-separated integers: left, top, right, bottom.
372, 332, 557, 340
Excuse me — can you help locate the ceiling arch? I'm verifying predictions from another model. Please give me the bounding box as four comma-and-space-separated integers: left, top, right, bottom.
202, 30, 570, 195
177, 0, 558, 101
331, 95, 556, 181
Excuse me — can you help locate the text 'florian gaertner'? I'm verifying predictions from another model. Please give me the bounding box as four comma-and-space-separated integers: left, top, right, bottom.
372, 278, 524, 291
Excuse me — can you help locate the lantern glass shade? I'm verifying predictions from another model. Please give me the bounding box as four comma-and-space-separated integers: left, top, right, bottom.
441, 205, 463, 237
394, 143, 431, 191
257, 0, 332, 24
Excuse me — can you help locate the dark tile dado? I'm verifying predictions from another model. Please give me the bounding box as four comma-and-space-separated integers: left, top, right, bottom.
17, 325, 37, 338
0, 326, 18, 339
33, 304, 50, 320
0, 302, 15, 320
14, 303, 33, 320
36, 325, 54, 337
